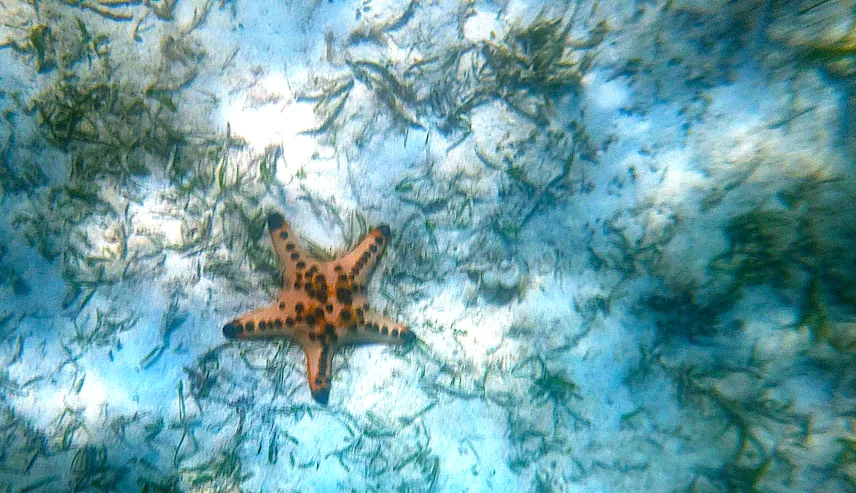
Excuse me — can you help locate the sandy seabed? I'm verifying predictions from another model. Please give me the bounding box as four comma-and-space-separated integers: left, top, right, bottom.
1, 1, 855, 492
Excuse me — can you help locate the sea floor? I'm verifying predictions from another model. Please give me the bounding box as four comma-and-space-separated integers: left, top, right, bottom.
1, 0, 856, 492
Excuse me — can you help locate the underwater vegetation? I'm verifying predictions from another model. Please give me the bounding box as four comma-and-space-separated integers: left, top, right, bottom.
306, 1, 596, 137
0, 242, 29, 296
763, 0, 856, 79
644, 105, 856, 493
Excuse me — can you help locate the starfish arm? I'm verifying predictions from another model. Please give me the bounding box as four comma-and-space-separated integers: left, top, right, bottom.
344, 309, 415, 345
336, 225, 391, 286
221, 303, 297, 341
267, 213, 313, 287
303, 342, 337, 404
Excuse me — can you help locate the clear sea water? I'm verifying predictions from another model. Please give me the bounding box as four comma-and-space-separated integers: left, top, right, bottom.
1, 1, 855, 492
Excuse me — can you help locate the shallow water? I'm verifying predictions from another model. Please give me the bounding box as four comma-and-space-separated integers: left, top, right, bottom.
1, 1, 855, 492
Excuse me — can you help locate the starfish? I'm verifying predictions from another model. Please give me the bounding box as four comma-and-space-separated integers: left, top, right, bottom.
222, 212, 415, 405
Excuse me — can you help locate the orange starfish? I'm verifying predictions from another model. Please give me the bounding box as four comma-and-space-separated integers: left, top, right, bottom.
222, 212, 415, 404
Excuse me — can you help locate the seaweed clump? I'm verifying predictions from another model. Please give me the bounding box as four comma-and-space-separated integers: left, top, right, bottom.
299, 4, 603, 140
708, 174, 856, 348
0, 242, 29, 296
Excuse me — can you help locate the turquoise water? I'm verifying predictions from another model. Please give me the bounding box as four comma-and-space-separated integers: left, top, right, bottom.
1, 1, 855, 492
